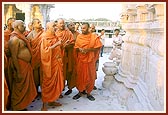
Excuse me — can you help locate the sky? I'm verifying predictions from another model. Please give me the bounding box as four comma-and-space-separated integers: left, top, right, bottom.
49, 2, 122, 21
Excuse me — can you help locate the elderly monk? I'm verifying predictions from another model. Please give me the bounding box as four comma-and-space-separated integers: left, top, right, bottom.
64, 22, 80, 95
24, 22, 33, 37
8, 20, 37, 111
4, 18, 15, 88
27, 18, 43, 93
41, 21, 64, 111
73, 22, 102, 101
55, 18, 74, 97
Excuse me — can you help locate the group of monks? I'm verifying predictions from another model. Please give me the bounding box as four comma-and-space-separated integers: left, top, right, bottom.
4, 17, 103, 111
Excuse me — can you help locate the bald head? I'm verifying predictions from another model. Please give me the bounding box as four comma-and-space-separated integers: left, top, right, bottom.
13, 20, 26, 33
57, 18, 65, 30
46, 21, 56, 34
13, 20, 23, 28
46, 21, 54, 28
57, 18, 64, 23
90, 24, 96, 33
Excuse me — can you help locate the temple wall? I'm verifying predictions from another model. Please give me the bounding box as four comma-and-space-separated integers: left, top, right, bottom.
102, 3, 165, 111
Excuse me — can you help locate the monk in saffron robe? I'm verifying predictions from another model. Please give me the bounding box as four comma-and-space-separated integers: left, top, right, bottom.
4, 18, 15, 55
4, 18, 15, 88
4, 18, 15, 109
24, 22, 33, 37
73, 22, 102, 101
8, 20, 37, 111
41, 21, 64, 111
64, 22, 80, 95
27, 18, 43, 92
4, 53, 9, 111
55, 19, 74, 97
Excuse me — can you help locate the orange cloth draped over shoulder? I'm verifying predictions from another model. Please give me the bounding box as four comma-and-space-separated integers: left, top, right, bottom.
4, 29, 12, 53
66, 31, 80, 89
41, 32, 64, 103
10, 32, 37, 111
24, 30, 31, 37
4, 29, 12, 91
74, 33, 102, 94
55, 29, 75, 81
30, 30, 44, 69
55, 28, 74, 46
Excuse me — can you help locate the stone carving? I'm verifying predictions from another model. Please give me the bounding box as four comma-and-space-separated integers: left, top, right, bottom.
102, 3, 165, 111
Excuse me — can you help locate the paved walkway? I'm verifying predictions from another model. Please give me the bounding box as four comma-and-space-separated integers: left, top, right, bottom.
26, 53, 127, 112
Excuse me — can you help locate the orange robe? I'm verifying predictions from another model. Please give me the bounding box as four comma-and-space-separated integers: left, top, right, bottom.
74, 33, 102, 93
4, 29, 12, 91
30, 30, 43, 69
41, 32, 64, 102
24, 30, 31, 37
4, 29, 13, 109
4, 54, 9, 111
4, 77, 9, 111
29, 30, 44, 87
66, 31, 79, 89
55, 28, 75, 84
4, 29, 12, 54
10, 32, 37, 111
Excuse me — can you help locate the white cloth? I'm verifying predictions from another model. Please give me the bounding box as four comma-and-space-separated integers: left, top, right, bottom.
109, 35, 123, 60
113, 35, 122, 45
112, 35, 122, 49
99, 33, 105, 45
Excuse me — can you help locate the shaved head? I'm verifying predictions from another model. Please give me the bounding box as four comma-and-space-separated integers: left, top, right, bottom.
57, 18, 65, 30
90, 24, 96, 33
46, 21, 56, 34
12, 20, 24, 28
57, 18, 64, 23
13, 20, 26, 33
46, 21, 54, 28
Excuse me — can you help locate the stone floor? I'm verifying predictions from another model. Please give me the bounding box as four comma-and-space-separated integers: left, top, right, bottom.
25, 53, 127, 112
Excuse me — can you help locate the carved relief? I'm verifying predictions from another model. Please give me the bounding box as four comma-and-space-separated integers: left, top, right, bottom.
102, 3, 165, 111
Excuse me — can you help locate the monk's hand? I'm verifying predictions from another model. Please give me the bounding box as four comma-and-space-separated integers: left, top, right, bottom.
63, 40, 70, 48
83, 49, 89, 53
79, 48, 87, 54
57, 40, 62, 46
